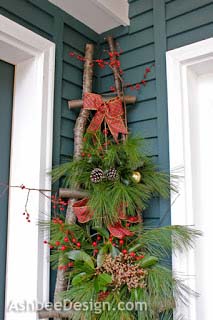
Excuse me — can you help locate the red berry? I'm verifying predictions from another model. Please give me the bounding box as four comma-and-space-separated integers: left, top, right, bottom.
68, 262, 74, 267
112, 243, 116, 246
23, 212, 25, 215
58, 265, 64, 270
97, 235, 101, 241
76, 242, 81, 248
122, 249, 127, 254
55, 241, 60, 246
64, 237, 69, 243
119, 239, 124, 245
81, 152, 85, 157
92, 241, 97, 247
61, 245, 67, 251
136, 255, 145, 260
72, 238, 77, 243
49, 245, 54, 249
87, 153, 91, 158
130, 252, 136, 257
43, 240, 48, 244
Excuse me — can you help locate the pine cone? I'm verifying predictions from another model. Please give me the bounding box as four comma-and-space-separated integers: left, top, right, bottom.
106, 168, 118, 181
90, 168, 104, 183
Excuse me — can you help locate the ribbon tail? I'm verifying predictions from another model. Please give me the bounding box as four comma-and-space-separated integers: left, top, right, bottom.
107, 118, 128, 142
87, 111, 105, 132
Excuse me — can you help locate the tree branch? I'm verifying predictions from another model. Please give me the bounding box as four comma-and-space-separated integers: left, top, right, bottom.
68, 95, 136, 109
59, 188, 88, 199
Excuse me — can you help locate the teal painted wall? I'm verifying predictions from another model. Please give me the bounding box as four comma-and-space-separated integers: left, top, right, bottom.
0, 60, 14, 320
99, 0, 213, 227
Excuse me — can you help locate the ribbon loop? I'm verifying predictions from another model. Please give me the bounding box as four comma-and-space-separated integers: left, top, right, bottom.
83, 93, 128, 142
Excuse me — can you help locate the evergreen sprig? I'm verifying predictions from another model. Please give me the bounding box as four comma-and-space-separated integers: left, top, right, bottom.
52, 134, 171, 226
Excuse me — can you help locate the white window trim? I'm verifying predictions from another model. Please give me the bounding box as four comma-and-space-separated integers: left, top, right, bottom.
0, 15, 55, 320
166, 38, 213, 319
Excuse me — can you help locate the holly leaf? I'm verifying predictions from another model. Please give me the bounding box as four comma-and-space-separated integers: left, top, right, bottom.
93, 226, 109, 239
67, 250, 94, 269
94, 273, 112, 292
111, 246, 120, 258
72, 272, 86, 286
97, 247, 107, 267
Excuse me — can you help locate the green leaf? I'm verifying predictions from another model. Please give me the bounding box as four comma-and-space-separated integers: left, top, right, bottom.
93, 226, 109, 239
67, 250, 94, 269
139, 255, 159, 268
72, 272, 86, 286
97, 246, 107, 267
111, 246, 120, 258
98, 273, 112, 285
94, 273, 112, 292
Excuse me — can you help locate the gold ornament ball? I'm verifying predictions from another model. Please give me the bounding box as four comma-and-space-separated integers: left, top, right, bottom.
132, 171, 142, 183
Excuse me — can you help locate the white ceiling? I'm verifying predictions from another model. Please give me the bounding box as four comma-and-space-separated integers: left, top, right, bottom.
49, 0, 129, 34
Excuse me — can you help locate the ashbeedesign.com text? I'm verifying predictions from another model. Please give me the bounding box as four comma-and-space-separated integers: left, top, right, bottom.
7, 300, 148, 314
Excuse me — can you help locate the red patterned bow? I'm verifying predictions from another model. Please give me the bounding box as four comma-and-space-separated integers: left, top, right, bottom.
83, 93, 128, 142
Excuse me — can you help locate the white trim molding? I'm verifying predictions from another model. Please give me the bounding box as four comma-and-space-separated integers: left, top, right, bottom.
0, 15, 55, 320
49, 0, 129, 34
166, 38, 213, 319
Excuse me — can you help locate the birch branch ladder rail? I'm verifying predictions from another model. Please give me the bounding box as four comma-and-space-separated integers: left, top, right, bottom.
54, 43, 94, 320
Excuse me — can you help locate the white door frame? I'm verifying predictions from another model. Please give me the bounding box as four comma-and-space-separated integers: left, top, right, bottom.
166, 38, 213, 319
0, 15, 55, 320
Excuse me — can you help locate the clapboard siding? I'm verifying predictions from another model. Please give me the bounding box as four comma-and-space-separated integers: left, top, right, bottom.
166, 4, 213, 37
129, 9, 153, 34
167, 23, 213, 50
166, 0, 212, 20
129, 0, 153, 18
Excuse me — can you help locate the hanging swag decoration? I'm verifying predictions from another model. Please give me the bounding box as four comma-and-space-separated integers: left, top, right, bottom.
38, 37, 201, 320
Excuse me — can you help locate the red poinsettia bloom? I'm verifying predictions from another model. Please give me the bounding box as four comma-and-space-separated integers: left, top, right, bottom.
72, 198, 93, 223
108, 221, 134, 239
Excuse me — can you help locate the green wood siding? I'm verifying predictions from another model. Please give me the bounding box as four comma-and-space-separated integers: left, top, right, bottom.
0, 60, 14, 320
